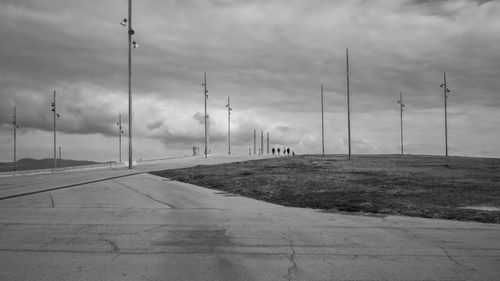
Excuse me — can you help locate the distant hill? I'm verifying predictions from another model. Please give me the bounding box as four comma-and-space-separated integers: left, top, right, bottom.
0, 158, 103, 172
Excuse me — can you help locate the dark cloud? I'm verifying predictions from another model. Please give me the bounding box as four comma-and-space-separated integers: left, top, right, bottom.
276, 125, 291, 132
192, 112, 204, 125
147, 120, 163, 131
1, 0, 499, 160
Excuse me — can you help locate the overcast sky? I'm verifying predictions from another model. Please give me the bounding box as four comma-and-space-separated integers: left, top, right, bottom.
1, 0, 499, 162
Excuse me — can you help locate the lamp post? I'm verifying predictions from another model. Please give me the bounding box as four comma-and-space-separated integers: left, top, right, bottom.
11, 106, 19, 171
321, 84, 325, 155
397, 92, 405, 155
440, 72, 451, 157
51, 90, 60, 169
253, 128, 256, 155
202, 72, 208, 158
261, 131, 263, 156
121, 0, 137, 169
117, 114, 124, 163
226, 96, 232, 155
267, 132, 269, 154
346, 49, 351, 160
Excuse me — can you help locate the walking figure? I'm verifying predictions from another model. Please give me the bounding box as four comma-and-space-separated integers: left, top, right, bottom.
272, 148, 275, 155
277, 148, 281, 155
287, 148, 290, 155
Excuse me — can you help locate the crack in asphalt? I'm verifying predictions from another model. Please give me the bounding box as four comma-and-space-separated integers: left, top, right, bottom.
114, 181, 175, 208
76, 224, 92, 233
133, 225, 163, 235
49, 194, 55, 208
99, 236, 119, 252
38, 237, 60, 250
282, 237, 298, 281
440, 246, 460, 266
439, 246, 483, 279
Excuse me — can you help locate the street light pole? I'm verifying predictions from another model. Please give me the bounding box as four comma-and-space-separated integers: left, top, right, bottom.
321, 84, 324, 155
253, 128, 256, 155
346, 49, 351, 160
226, 96, 232, 155
12, 106, 18, 171
127, 0, 133, 169
261, 131, 263, 156
440, 72, 451, 157
52, 90, 57, 169
118, 114, 123, 163
444, 74, 448, 157
397, 92, 405, 155
267, 132, 269, 154
203, 72, 208, 158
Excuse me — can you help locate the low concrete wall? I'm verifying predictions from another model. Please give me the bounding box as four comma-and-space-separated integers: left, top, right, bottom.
0, 162, 126, 178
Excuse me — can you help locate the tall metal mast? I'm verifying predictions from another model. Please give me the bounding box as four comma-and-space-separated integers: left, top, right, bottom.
226, 96, 232, 155
12, 106, 18, 171
117, 114, 123, 163
321, 84, 324, 155
261, 131, 263, 155
267, 132, 269, 154
52, 90, 57, 169
346, 49, 351, 160
127, 0, 134, 169
440, 72, 451, 157
397, 92, 405, 155
253, 129, 256, 155
203, 72, 208, 158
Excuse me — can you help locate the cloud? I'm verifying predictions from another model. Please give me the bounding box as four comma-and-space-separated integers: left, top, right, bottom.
146, 120, 163, 131
192, 112, 204, 125
276, 125, 290, 133
1, 0, 500, 161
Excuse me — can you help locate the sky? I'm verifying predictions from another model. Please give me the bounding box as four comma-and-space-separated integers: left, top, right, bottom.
0, 0, 499, 162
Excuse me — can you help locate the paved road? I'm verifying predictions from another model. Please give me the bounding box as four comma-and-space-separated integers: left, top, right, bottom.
0, 156, 499, 280
0, 155, 265, 199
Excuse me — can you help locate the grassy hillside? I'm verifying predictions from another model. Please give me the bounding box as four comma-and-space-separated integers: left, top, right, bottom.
151, 154, 500, 223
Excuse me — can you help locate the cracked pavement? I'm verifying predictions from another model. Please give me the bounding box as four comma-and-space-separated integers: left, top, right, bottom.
0, 156, 499, 280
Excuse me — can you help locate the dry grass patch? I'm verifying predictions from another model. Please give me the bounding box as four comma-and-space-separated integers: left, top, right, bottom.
151, 154, 500, 223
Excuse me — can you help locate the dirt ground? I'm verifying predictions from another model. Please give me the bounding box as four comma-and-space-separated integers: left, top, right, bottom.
151, 154, 500, 223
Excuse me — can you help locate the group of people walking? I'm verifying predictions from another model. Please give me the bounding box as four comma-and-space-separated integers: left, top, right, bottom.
271, 147, 294, 156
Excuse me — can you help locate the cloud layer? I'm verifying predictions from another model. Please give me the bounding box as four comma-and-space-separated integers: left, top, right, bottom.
1, 0, 499, 161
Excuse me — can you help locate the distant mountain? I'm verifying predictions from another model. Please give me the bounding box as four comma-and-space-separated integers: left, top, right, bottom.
0, 158, 103, 172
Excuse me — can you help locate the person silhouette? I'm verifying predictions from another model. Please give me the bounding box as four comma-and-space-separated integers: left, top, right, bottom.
287, 148, 290, 155
272, 148, 275, 155
277, 148, 281, 155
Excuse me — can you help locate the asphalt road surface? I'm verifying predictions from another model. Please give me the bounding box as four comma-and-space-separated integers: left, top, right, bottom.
0, 155, 499, 280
